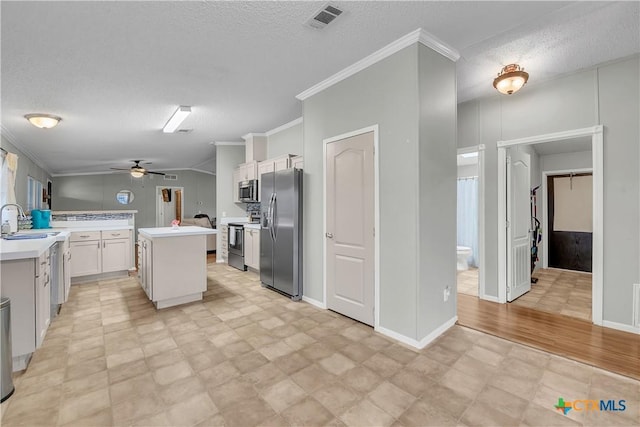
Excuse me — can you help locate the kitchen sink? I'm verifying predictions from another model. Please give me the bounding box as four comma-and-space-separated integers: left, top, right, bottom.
3, 233, 49, 240
2, 231, 60, 240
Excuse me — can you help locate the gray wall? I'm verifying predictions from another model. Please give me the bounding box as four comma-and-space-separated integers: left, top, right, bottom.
457, 164, 478, 178
53, 170, 216, 231
1, 135, 52, 209
304, 43, 456, 341
215, 144, 246, 249
540, 150, 592, 172
416, 44, 457, 339
458, 55, 640, 327
267, 122, 303, 158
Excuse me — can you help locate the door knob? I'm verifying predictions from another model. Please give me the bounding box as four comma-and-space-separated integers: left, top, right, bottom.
326, 233, 333, 238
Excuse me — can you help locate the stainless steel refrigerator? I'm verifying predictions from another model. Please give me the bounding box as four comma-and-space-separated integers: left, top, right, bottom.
260, 169, 302, 300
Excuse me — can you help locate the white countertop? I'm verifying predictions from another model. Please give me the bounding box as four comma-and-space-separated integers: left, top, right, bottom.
219, 217, 250, 225
52, 210, 138, 214
54, 225, 133, 232
138, 226, 217, 238
0, 235, 58, 261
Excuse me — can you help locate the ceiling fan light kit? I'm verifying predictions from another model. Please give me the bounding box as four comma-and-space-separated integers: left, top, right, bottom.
162, 105, 191, 133
493, 64, 529, 95
111, 160, 166, 177
25, 113, 62, 129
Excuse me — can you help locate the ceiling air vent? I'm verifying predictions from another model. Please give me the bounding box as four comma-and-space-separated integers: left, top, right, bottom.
164, 174, 178, 181
177, 129, 193, 134
306, 4, 343, 29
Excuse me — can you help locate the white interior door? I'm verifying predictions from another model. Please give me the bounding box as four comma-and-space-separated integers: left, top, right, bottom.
506, 148, 531, 301
326, 131, 375, 325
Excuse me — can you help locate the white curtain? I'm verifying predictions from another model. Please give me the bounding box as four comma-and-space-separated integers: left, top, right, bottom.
1, 151, 19, 230
457, 177, 478, 267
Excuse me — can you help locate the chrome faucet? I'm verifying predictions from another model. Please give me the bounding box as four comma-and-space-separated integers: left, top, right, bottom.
0, 203, 27, 236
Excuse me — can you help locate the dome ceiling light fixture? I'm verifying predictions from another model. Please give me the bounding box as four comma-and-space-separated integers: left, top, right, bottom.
24, 113, 62, 129
493, 64, 529, 95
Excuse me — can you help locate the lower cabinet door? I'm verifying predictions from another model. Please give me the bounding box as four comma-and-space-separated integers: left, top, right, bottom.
102, 238, 131, 273
251, 230, 260, 271
70, 240, 101, 277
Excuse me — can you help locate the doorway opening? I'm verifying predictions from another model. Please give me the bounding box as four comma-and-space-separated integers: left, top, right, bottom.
497, 126, 603, 325
456, 149, 479, 298
156, 186, 185, 227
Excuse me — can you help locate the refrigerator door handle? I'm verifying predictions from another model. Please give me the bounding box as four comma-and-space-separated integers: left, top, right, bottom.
272, 193, 277, 241
268, 193, 276, 241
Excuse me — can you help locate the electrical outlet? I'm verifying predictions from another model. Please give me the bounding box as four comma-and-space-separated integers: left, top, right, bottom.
443, 286, 451, 302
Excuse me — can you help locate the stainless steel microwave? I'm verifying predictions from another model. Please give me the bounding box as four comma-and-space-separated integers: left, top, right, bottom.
238, 179, 258, 202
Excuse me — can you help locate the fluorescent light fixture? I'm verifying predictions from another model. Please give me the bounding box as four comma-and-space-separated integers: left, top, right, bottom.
162, 106, 191, 133
25, 113, 62, 129
461, 152, 478, 158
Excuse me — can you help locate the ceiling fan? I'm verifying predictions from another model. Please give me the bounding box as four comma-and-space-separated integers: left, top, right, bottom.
110, 160, 165, 178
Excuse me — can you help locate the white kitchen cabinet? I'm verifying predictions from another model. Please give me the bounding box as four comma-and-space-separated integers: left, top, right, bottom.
244, 227, 260, 270
274, 156, 290, 171
233, 168, 242, 203
291, 155, 304, 170
233, 161, 258, 202
138, 235, 153, 299
35, 250, 50, 348
220, 225, 229, 263
102, 229, 131, 273
137, 227, 213, 308
70, 229, 132, 278
0, 249, 51, 370
257, 161, 275, 202
70, 239, 101, 276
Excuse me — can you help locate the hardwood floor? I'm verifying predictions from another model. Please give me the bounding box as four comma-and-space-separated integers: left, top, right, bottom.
457, 293, 640, 381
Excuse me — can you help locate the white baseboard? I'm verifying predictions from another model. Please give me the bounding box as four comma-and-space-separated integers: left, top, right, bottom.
216, 259, 225, 264
302, 295, 326, 309
376, 316, 457, 350
602, 320, 640, 335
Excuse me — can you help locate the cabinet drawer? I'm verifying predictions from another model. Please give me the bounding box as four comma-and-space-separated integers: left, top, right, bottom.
102, 229, 130, 240
70, 231, 101, 242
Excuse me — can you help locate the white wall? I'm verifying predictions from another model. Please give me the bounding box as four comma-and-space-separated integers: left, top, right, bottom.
458, 55, 639, 327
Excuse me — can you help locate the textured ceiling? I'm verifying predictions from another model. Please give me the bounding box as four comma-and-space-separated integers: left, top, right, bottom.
1, 1, 638, 175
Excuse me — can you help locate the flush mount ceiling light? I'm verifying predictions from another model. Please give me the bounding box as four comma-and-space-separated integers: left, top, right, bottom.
162, 106, 191, 133
24, 113, 62, 129
493, 64, 529, 95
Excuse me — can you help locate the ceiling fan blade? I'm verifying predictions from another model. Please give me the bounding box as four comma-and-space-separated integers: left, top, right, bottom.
147, 171, 166, 175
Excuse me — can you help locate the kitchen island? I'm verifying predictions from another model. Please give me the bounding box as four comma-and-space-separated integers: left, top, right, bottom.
138, 226, 217, 309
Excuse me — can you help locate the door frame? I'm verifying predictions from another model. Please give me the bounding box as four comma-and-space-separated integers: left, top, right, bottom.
155, 186, 185, 227
497, 125, 603, 325
456, 145, 487, 301
322, 125, 380, 328
541, 168, 593, 269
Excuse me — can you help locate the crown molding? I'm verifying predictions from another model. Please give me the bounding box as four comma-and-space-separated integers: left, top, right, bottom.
296, 28, 460, 101
241, 133, 267, 141
214, 141, 245, 146
265, 117, 303, 137
1, 125, 54, 176
52, 167, 216, 177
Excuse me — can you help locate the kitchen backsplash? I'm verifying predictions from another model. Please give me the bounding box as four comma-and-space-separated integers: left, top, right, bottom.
52, 212, 134, 221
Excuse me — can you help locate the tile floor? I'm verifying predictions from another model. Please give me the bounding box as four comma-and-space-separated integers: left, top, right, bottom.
511, 268, 592, 321
2, 264, 637, 427
457, 268, 478, 297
